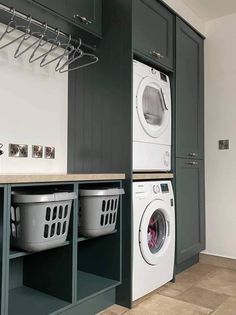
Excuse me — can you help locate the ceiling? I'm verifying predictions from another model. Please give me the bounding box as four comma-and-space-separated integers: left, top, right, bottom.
182, 0, 236, 21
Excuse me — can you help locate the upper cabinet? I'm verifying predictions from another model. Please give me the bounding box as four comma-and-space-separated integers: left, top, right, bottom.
175, 17, 204, 159
133, 0, 174, 70
32, 0, 102, 37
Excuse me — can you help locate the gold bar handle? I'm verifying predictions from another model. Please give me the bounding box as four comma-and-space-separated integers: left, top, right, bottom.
149, 50, 164, 59
74, 14, 92, 25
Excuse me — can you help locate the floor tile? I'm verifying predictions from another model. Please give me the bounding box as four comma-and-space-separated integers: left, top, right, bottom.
97, 304, 128, 315
164, 263, 219, 293
164, 273, 196, 292
176, 286, 228, 310
107, 304, 128, 314
197, 268, 236, 296
212, 297, 236, 315
177, 263, 220, 282
125, 295, 212, 315
158, 286, 183, 297
200, 254, 236, 271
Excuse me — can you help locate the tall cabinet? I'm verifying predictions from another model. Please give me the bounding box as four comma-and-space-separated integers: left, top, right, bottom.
175, 17, 205, 271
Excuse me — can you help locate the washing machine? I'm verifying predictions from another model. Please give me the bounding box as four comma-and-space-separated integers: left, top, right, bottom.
132, 180, 175, 301
133, 60, 172, 171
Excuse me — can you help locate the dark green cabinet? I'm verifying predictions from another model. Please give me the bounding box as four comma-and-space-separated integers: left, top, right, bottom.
175, 158, 205, 264
133, 0, 173, 69
176, 17, 204, 159
32, 0, 102, 37
175, 18, 205, 270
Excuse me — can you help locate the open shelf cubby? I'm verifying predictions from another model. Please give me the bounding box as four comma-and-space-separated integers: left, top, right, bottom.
8, 245, 73, 315
9, 286, 69, 315
77, 232, 121, 303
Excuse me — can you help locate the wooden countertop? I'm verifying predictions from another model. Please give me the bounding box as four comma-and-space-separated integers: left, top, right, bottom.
0, 173, 125, 184
133, 173, 174, 180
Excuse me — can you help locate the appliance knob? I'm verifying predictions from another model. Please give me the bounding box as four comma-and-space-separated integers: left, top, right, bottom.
151, 68, 157, 75
153, 185, 160, 194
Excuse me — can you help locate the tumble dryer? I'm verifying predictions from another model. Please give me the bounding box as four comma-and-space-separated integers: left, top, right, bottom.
133, 60, 172, 171
132, 180, 175, 301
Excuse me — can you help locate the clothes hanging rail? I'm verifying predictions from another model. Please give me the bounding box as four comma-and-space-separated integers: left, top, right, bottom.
0, 3, 99, 73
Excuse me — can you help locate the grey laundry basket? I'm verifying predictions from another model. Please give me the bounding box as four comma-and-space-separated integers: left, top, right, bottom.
79, 187, 125, 237
11, 191, 77, 252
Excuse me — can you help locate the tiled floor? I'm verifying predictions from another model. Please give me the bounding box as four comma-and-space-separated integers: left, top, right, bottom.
99, 261, 236, 315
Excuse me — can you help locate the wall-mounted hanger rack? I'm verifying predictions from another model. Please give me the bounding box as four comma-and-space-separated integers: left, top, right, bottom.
0, 3, 99, 73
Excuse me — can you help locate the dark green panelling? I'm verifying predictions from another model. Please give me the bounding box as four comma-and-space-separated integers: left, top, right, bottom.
175, 254, 199, 274
175, 158, 205, 265
9, 259, 23, 290
78, 233, 121, 282
68, 0, 133, 308
175, 17, 204, 160
133, 0, 174, 70
23, 245, 73, 303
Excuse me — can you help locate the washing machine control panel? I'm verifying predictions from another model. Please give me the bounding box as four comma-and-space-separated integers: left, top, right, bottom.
152, 184, 160, 194
160, 183, 169, 193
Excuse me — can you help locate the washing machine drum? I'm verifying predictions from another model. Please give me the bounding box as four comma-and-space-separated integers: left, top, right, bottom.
136, 77, 170, 138
139, 200, 170, 265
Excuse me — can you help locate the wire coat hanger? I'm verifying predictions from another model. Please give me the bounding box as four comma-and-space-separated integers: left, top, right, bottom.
56, 39, 83, 71
14, 22, 47, 58
40, 34, 74, 68
0, 15, 32, 50
29, 27, 61, 63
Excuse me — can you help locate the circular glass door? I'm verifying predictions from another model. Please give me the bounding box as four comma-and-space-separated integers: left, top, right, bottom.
136, 77, 170, 138
148, 210, 166, 254
139, 200, 170, 265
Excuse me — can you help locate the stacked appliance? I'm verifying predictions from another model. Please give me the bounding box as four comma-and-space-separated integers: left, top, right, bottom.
133, 59, 172, 172
132, 60, 175, 301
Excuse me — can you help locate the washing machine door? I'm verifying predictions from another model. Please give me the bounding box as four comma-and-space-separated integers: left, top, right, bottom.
139, 199, 170, 265
136, 76, 170, 138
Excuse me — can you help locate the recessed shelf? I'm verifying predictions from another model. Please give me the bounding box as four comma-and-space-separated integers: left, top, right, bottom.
77, 230, 118, 243
8, 286, 69, 315
9, 241, 70, 259
77, 271, 120, 303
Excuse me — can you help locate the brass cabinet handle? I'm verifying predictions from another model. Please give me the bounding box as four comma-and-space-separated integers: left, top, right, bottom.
74, 14, 92, 25
187, 152, 197, 157
187, 161, 198, 166
149, 50, 164, 60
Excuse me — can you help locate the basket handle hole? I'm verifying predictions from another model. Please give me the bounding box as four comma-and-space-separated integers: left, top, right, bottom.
62, 221, 67, 234
102, 200, 106, 212
45, 207, 51, 221
59, 206, 63, 219
50, 223, 56, 237
64, 205, 68, 218
100, 214, 104, 226
44, 225, 49, 238
57, 222, 61, 235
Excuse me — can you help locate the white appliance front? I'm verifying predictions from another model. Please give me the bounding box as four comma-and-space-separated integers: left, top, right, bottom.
132, 180, 175, 301
133, 60, 172, 171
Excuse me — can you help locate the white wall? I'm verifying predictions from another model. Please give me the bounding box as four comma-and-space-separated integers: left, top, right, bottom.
0, 23, 68, 174
162, 0, 205, 35
204, 13, 236, 259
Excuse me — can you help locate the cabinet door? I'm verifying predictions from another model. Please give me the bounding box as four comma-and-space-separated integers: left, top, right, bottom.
133, 0, 173, 69
175, 158, 205, 264
32, 0, 102, 37
176, 17, 204, 159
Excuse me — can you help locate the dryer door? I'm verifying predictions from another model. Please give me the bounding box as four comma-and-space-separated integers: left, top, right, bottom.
139, 199, 171, 265
136, 76, 170, 138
